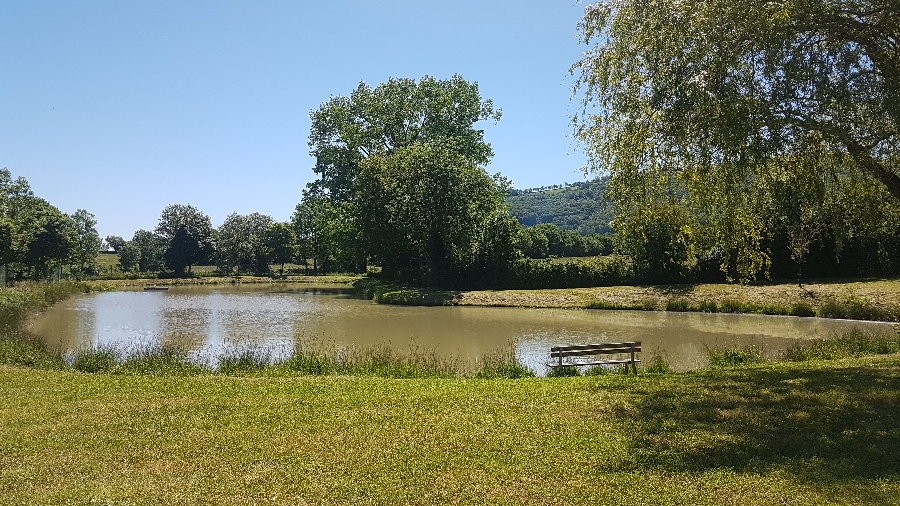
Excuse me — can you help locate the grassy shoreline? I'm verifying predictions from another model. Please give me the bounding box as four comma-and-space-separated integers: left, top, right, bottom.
2, 355, 899, 504
361, 277, 900, 322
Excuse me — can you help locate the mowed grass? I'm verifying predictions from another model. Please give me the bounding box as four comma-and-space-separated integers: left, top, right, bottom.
2, 356, 900, 505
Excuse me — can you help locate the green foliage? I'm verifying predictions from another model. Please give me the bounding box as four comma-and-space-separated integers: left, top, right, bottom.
308, 74, 501, 201
131, 229, 166, 273
68, 209, 101, 278
0, 282, 92, 331
116, 241, 141, 273
546, 365, 581, 377
0, 169, 80, 280
304, 75, 509, 285
214, 212, 274, 275
356, 144, 517, 286
817, 297, 894, 321
219, 348, 271, 376
116, 345, 208, 376
790, 303, 816, 317
0, 332, 64, 369
517, 223, 612, 259
474, 352, 535, 379
613, 203, 697, 283
707, 347, 766, 368
573, 0, 900, 281
291, 194, 363, 275
784, 329, 900, 361
644, 356, 672, 374
507, 178, 615, 234
280, 351, 334, 375
72, 347, 117, 373
155, 204, 213, 275
510, 256, 633, 289
265, 222, 296, 277
104, 235, 125, 252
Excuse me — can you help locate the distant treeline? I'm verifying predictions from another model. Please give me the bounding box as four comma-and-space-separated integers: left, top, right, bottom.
0, 168, 101, 282
517, 223, 612, 258
507, 178, 615, 235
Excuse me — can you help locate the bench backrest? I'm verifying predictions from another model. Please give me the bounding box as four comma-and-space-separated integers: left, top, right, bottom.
549, 342, 641, 359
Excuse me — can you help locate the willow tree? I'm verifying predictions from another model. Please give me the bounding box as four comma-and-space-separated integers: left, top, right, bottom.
572, 0, 899, 280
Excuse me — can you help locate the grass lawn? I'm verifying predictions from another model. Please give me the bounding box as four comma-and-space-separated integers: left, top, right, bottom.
2, 356, 899, 505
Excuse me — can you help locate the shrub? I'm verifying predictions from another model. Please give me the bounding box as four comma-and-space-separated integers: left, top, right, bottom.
509, 256, 633, 290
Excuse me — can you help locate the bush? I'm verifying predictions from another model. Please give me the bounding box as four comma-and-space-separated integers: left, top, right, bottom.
509, 256, 633, 289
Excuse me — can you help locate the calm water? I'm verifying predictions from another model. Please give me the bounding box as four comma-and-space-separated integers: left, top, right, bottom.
28, 284, 895, 373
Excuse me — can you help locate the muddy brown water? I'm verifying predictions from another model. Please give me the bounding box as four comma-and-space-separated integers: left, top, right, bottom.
27, 284, 896, 374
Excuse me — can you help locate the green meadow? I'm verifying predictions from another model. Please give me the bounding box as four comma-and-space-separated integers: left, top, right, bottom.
2, 355, 899, 505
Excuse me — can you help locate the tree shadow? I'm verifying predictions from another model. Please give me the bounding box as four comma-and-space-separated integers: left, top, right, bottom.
608, 364, 900, 483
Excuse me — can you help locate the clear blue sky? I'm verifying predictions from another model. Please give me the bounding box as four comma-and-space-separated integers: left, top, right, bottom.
1, 1, 591, 238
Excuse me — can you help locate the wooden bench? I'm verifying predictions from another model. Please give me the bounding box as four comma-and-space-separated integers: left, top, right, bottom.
548, 342, 641, 374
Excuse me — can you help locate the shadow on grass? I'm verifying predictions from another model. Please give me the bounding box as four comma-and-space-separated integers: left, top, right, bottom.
613, 363, 900, 484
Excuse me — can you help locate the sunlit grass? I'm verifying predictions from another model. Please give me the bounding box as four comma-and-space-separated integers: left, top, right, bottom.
2, 355, 899, 504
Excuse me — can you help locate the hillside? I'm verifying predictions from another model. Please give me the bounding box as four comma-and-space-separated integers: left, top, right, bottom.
507, 177, 615, 234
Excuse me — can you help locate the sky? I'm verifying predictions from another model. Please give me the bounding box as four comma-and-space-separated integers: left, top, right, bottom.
1, 1, 593, 239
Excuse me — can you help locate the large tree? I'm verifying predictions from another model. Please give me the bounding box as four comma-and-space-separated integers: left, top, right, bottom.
69, 209, 101, 278
214, 212, 274, 275
131, 229, 166, 273
308, 74, 501, 202
355, 144, 518, 285
572, 0, 900, 279
265, 222, 297, 278
155, 204, 213, 274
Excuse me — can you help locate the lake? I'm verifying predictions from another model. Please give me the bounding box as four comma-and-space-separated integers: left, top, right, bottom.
27, 284, 895, 374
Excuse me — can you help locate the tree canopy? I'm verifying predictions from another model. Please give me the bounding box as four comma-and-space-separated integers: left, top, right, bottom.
356, 144, 518, 284
308, 74, 501, 201
155, 204, 213, 274
572, 0, 900, 279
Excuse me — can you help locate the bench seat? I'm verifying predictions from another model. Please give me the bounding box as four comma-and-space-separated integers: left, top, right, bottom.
548, 342, 642, 374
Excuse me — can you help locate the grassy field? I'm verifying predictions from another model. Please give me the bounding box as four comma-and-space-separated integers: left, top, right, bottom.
1, 356, 899, 505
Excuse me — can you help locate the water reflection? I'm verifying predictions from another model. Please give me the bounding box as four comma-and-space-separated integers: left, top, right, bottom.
28, 284, 895, 373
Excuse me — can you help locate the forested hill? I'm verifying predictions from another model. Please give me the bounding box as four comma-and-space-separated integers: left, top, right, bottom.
507, 178, 615, 235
